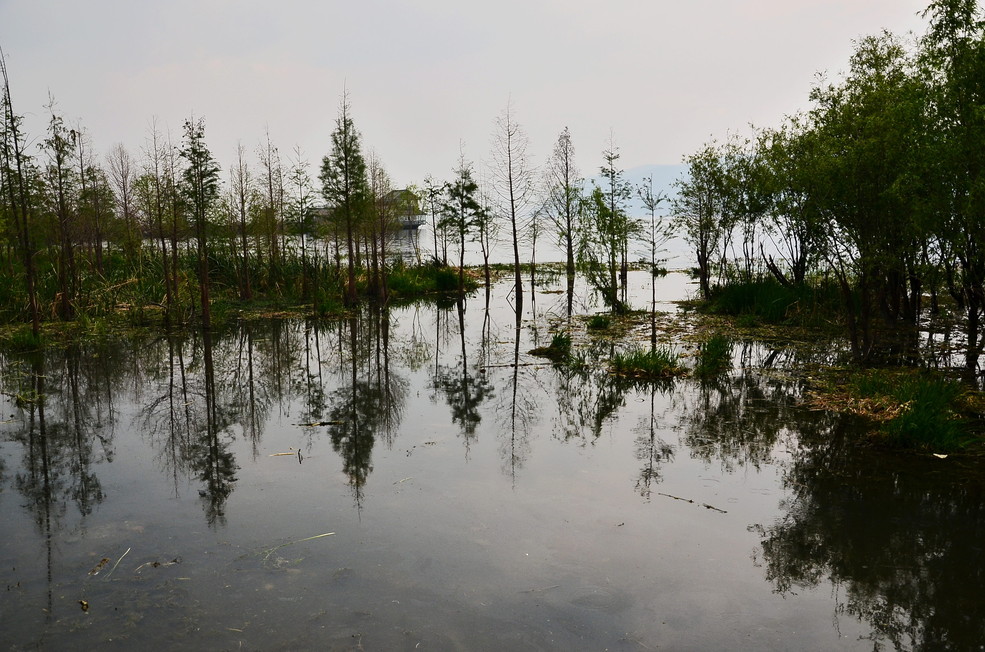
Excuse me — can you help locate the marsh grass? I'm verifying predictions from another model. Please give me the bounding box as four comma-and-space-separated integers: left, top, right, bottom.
694, 334, 733, 378
587, 314, 611, 331
529, 331, 572, 362
707, 279, 841, 327
849, 370, 973, 451
611, 347, 682, 380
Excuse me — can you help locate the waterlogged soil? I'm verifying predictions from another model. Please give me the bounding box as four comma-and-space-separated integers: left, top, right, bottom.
1, 271, 983, 651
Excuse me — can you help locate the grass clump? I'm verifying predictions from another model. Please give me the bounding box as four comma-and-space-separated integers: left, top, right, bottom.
530, 331, 572, 362
848, 370, 973, 451
693, 334, 733, 378
587, 314, 611, 331
611, 347, 682, 380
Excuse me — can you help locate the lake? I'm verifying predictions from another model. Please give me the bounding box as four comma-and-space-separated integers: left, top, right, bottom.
1, 271, 983, 650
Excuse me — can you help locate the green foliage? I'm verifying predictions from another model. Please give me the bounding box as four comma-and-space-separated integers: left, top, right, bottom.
611, 347, 682, 380
706, 278, 841, 326
530, 331, 572, 362
694, 334, 733, 378
850, 370, 972, 451
586, 314, 611, 330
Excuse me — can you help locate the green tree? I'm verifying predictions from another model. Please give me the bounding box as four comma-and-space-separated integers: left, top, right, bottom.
180, 116, 221, 329
321, 95, 370, 306
441, 152, 484, 293
673, 142, 728, 301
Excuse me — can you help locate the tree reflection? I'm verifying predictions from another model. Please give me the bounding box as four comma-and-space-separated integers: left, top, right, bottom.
754, 413, 985, 650
188, 327, 237, 526
679, 342, 802, 471
550, 340, 629, 442
326, 307, 407, 505
432, 298, 493, 450
634, 384, 675, 500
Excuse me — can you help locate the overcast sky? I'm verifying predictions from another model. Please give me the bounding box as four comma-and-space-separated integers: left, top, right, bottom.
1, 0, 928, 187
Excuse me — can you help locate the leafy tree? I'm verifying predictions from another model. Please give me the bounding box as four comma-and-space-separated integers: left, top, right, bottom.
42, 99, 77, 320
673, 142, 728, 301
320, 95, 370, 306
0, 49, 41, 335
180, 116, 221, 329
441, 152, 484, 293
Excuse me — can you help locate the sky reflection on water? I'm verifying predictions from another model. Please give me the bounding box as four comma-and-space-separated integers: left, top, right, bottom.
1, 272, 983, 651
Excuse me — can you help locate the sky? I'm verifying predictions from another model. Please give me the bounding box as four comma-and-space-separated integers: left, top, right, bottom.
0, 0, 929, 189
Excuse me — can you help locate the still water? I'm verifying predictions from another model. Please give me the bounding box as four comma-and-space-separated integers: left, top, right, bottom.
1, 272, 983, 651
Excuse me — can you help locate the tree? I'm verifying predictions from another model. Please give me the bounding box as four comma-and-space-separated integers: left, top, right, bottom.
180, 116, 221, 329
42, 98, 77, 320
106, 143, 140, 264
422, 175, 447, 264
0, 48, 41, 335
580, 138, 635, 313
257, 128, 284, 280
229, 142, 254, 300
542, 126, 582, 284
638, 175, 672, 350
320, 95, 370, 306
919, 0, 985, 369
673, 142, 728, 301
286, 145, 316, 299
441, 151, 484, 293
489, 102, 534, 307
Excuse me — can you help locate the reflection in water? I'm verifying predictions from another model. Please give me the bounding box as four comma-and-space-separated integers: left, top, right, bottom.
0, 276, 983, 649
634, 384, 675, 500
432, 299, 493, 450
755, 415, 985, 650
679, 341, 804, 472
326, 308, 408, 506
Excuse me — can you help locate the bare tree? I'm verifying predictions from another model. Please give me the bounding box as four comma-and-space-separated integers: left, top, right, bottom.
543, 127, 582, 283
490, 101, 535, 308
230, 142, 254, 300
106, 142, 140, 263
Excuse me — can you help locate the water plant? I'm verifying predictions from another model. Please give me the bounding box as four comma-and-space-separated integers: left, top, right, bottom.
587, 314, 611, 331
610, 347, 682, 380
693, 334, 733, 378
529, 331, 572, 362
849, 370, 972, 451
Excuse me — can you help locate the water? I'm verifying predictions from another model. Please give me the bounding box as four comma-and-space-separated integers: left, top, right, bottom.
1, 272, 983, 651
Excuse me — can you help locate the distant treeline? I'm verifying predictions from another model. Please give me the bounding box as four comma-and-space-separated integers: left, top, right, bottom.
673, 0, 985, 368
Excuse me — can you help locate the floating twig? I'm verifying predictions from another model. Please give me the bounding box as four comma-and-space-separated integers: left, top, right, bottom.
103, 547, 130, 580
260, 532, 335, 565
657, 492, 727, 514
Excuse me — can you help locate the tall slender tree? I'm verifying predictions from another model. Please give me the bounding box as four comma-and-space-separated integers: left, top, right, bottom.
490, 102, 534, 308
180, 116, 220, 329
320, 95, 370, 306
0, 48, 41, 335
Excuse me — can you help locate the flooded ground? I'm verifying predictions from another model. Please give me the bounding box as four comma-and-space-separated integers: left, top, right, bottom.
1, 271, 983, 651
